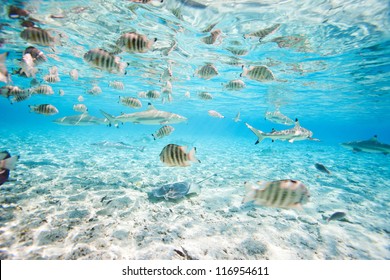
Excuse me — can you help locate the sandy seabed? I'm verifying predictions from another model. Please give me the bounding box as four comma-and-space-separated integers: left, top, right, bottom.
0, 131, 389, 260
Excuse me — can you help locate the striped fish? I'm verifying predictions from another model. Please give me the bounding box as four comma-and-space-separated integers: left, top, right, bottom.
29, 104, 59, 115
59, 89, 65, 96
30, 85, 54, 95
109, 81, 124, 90
87, 85, 102, 95
146, 90, 160, 99
11, 92, 30, 103
20, 27, 56, 46
83, 49, 127, 74
0, 86, 25, 98
152, 125, 175, 140
241, 65, 275, 82
224, 79, 246, 90
202, 29, 222, 45
117, 32, 156, 53
73, 104, 88, 113
195, 64, 218, 80
119, 97, 142, 108
244, 24, 281, 41
23, 46, 47, 64
198, 92, 213, 100
243, 180, 310, 209
226, 47, 248, 56
160, 144, 200, 167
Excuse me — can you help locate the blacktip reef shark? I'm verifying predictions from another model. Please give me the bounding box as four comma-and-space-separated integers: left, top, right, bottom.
100, 103, 187, 127
341, 135, 390, 155
53, 113, 108, 126
245, 118, 319, 144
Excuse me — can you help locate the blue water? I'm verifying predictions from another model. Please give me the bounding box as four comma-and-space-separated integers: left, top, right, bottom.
0, 0, 389, 260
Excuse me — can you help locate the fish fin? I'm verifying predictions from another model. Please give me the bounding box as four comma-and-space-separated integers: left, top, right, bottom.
147, 103, 156, 110
152, 134, 156, 140
99, 110, 119, 127
187, 147, 199, 163
2, 155, 19, 170
240, 65, 247, 77
370, 135, 378, 142
245, 123, 265, 144
0, 52, 8, 63
242, 182, 257, 204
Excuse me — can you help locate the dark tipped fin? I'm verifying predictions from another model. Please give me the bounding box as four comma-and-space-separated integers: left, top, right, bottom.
152, 134, 156, 140
255, 140, 259, 145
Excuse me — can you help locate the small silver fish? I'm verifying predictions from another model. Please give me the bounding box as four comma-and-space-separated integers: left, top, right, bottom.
59, 89, 65, 96
327, 212, 346, 223
146, 90, 160, 99
315, 163, 331, 174
77, 95, 84, 102
117, 32, 156, 53
87, 85, 102, 95
19, 53, 37, 78
29, 104, 59, 115
69, 69, 79, 80
119, 96, 142, 108
243, 179, 310, 209
109, 81, 124, 90
195, 64, 218, 80
208, 110, 224, 118
198, 92, 213, 100
152, 125, 175, 140
241, 65, 275, 82
160, 144, 200, 167
73, 104, 88, 113
0, 85, 25, 98
224, 79, 246, 91
30, 85, 54, 95
233, 111, 241, 122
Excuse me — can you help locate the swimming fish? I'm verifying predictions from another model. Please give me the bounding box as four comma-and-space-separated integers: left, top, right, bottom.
226, 47, 248, 56
19, 53, 38, 78
271, 35, 310, 51
109, 81, 124, 90
152, 125, 175, 140
91, 141, 145, 151
243, 179, 310, 209
43, 66, 60, 83
84, 48, 127, 74
78, 95, 84, 102
119, 97, 142, 108
73, 104, 88, 113
0, 52, 11, 84
326, 212, 347, 223
246, 119, 319, 144
195, 64, 218, 80
0, 151, 19, 186
20, 27, 57, 46
8, 5, 30, 19
100, 103, 187, 127
160, 144, 200, 167
208, 110, 224, 118
198, 92, 213, 100
265, 109, 294, 125
10, 92, 30, 103
116, 32, 157, 53
29, 104, 59, 115
224, 79, 246, 91
202, 29, 222, 45
341, 135, 390, 155
87, 85, 102, 95
314, 163, 331, 174
146, 90, 160, 99
233, 111, 241, 122
244, 24, 281, 41
30, 85, 54, 95
53, 113, 107, 126
59, 89, 65, 96
129, 0, 164, 4
0, 85, 25, 98
69, 69, 79, 80
241, 65, 275, 82
23, 46, 47, 64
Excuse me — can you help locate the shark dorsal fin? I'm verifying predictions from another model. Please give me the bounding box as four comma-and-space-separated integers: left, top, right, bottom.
147, 103, 156, 111
370, 135, 378, 142
294, 118, 301, 128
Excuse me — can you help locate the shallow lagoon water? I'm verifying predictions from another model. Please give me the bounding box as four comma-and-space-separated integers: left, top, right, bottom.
0, 0, 390, 259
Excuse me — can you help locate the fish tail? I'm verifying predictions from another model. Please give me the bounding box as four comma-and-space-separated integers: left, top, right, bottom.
152, 133, 156, 140
240, 65, 247, 77
242, 182, 256, 204
2, 155, 19, 170
118, 62, 128, 75
245, 123, 265, 144
28, 105, 35, 113
99, 110, 119, 127
188, 147, 200, 163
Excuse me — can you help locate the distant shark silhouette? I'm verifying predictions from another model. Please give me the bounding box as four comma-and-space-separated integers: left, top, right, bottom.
341, 135, 390, 155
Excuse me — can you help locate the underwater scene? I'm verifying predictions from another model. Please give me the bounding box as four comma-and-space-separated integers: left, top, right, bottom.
0, 0, 389, 260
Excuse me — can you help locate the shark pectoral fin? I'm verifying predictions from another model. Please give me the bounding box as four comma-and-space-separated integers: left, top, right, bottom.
255, 140, 259, 145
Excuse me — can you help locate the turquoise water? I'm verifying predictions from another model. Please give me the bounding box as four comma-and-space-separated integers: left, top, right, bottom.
0, 0, 389, 259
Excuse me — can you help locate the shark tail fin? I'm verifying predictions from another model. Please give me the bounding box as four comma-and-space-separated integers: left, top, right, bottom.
245, 123, 265, 144
100, 110, 119, 127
